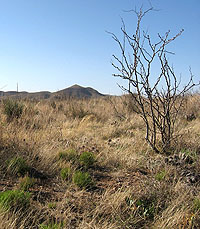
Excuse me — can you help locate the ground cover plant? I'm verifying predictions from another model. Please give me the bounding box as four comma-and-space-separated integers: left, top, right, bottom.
60, 167, 71, 182
0, 190, 31, 211
6, 156, 30, 176
79, 151, 95, 170
72, 171, 94, 189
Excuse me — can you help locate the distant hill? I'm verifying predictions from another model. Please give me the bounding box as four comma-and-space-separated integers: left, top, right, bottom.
0, 85, 105, 99
0, 91, 51, 100
52, 84, 105, 99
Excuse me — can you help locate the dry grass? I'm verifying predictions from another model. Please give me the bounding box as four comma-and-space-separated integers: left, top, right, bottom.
0, 95, 200, 228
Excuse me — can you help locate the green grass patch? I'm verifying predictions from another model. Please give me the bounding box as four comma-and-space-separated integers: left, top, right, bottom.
79, 151, 95, 169
73, 171, 94, 189
48, 202, 57, 209
0, 190, 31, 211
60, 167, 71, 181
155, 170, 166, 181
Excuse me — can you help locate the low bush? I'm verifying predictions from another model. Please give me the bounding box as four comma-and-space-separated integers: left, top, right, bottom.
6, 157, 30, 176
73, 171, 94, 189
3, 99, 24, 122
0, 190, 31, 211
79, 151, 95, 169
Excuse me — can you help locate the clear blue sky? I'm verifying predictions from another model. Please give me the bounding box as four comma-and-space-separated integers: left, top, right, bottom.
0, 0, 199, 95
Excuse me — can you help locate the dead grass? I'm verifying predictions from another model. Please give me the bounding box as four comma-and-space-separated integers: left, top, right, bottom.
0, 95, 200, 228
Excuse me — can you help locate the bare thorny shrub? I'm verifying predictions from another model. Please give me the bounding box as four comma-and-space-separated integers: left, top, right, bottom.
109, 7, 199, 154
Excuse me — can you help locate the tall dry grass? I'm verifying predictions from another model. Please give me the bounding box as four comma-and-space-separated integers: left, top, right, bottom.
0, 94, 200, 228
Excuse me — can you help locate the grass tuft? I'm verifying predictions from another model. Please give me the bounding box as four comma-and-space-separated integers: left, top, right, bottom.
79, 151, 95, 169
6, 157, 30, 176
155, 170, 167, 181
0, 190, 31, 211
58, 149, 78, 163
60, 167, 71, 181
19, 176, 35, 191
73, 171, 94, 189
3, 99, 24, 122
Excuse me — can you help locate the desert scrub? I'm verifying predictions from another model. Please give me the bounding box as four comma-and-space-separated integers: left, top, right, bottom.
6, 156, 30, 176
19, 176, 35, 191
3, 99, 24, 121
0, 190, 31, 211
79, 151, 95, 169
60, 167, 71, 181
58, 149, 79, 164
73, 171, 94, 189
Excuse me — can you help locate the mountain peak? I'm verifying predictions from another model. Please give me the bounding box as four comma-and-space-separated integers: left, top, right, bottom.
69, 84, 83, 89
54, 85, 105, 99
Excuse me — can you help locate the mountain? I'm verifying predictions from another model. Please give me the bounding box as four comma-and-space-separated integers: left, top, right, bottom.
0, 85, 105, 99
52, 84, 105, 99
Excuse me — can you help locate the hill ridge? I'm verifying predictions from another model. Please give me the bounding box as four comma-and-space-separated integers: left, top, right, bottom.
0, 85, 105, 99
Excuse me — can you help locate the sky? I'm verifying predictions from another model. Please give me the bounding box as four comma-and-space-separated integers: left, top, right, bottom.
0, 0, 199, 95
